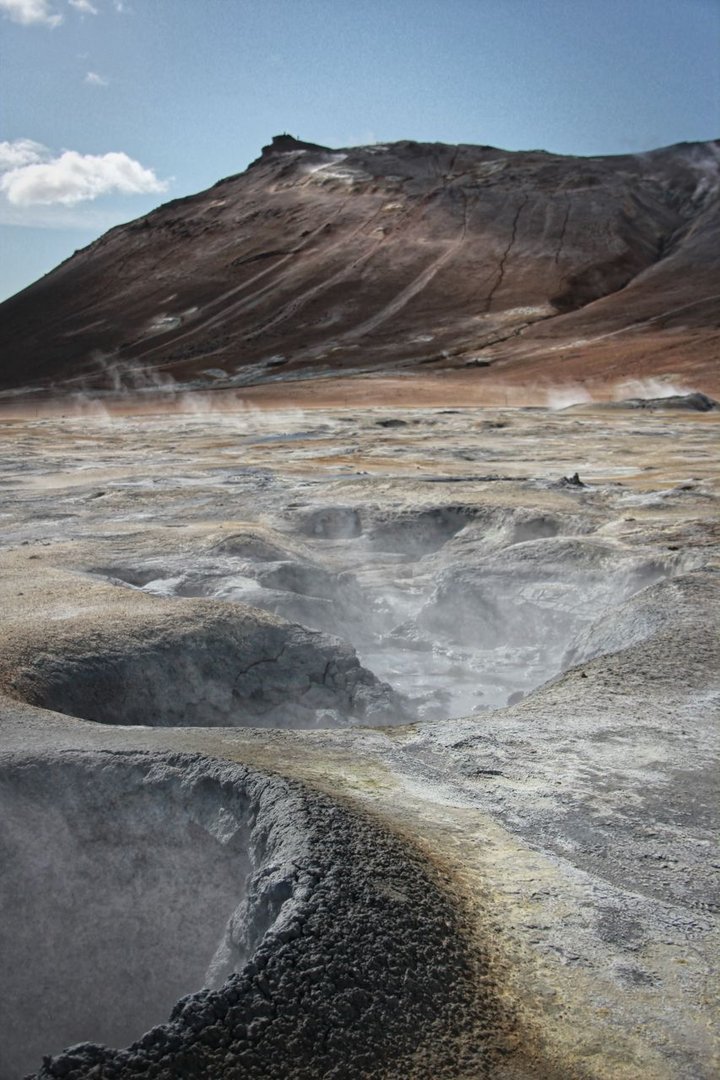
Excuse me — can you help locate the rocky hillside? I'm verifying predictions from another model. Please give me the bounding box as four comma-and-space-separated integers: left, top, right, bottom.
1, 134, 718, 393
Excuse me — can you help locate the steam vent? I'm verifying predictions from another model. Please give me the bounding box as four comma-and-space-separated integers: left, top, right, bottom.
0, 136, 718, 1079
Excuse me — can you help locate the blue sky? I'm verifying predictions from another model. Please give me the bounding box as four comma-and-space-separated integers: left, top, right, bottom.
1, 0, 718, 301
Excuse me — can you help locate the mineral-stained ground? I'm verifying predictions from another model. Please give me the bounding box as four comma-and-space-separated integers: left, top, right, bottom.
0, 397, 718, 1079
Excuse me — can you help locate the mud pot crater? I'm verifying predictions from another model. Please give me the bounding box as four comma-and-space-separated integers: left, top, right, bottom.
85, 504, 689, 717
4, 603, 410, 730
0, 750, 502, 1080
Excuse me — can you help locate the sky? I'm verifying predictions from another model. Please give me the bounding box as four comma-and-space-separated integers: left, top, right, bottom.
1, 0, 718, 301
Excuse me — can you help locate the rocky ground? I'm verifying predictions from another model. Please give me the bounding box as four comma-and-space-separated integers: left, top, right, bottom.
0, 397, 718, 1079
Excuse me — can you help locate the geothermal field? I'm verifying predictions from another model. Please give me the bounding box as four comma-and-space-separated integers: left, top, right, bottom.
0, 135, 719, 1079
0, 394, 718, 1079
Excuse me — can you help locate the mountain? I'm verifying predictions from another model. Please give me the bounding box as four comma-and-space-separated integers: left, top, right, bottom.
1, 134, 718, 395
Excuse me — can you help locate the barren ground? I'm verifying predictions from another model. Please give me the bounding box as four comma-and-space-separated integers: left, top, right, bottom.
0, 390, 718, 1079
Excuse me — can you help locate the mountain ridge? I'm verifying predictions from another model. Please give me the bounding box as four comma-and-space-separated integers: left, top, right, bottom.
1, 134, 718, 395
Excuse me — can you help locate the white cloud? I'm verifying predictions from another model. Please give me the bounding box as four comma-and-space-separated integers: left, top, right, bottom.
0, 139, 49, 169
85, 71, 109, 86
0, 0, 105, 24
113, 0, 129, 10
0, 144, 168, 206
0, 0, 62, 27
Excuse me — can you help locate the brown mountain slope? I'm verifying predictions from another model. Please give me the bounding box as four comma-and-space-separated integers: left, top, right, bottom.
1, 134, 718, 395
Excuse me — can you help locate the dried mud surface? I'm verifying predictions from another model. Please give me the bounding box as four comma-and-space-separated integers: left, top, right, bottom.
0, 401, 718, 1079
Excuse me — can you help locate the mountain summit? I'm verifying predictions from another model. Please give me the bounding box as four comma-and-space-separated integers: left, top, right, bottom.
1, 135, 718, 393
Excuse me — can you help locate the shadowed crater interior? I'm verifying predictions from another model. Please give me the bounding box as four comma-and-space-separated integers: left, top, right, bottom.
0, 753, 263, 1077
